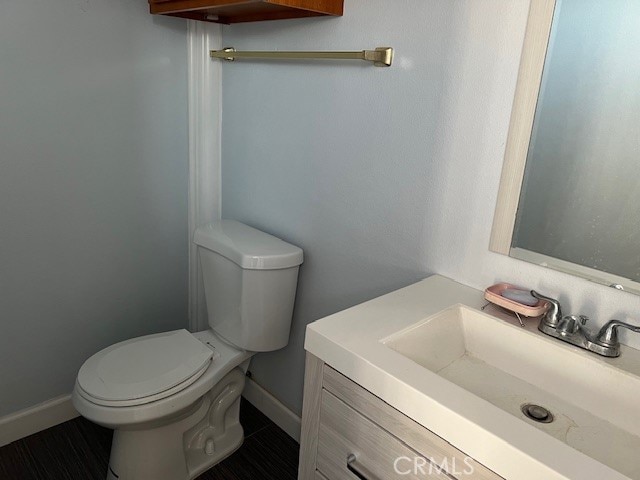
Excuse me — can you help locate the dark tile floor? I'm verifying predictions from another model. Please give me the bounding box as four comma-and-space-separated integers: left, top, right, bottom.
0, 399, 299, 480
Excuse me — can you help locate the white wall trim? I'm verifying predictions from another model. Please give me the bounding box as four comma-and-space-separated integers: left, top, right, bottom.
187, 20, 223, 332
243, 377, 302, 443
0, 395, 78, 447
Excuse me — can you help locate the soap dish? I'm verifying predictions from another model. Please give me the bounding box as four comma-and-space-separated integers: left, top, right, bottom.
484, 283, 549, 318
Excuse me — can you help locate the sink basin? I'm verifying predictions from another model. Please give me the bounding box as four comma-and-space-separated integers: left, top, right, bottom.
382, 304, 640, 479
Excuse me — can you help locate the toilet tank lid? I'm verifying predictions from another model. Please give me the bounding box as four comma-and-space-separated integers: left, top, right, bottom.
193, 220, 303, 270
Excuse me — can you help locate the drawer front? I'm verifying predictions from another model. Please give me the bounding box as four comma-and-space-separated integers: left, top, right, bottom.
322, 367, 503, 480
318, 390, 452, 480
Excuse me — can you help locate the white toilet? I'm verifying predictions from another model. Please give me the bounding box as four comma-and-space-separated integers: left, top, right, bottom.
72, 220, 303, 480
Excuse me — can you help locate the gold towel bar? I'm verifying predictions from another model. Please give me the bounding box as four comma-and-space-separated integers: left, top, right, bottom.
209, 47, 394, 67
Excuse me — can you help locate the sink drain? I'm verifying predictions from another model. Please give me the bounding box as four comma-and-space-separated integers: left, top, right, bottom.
521, 403, 554, 423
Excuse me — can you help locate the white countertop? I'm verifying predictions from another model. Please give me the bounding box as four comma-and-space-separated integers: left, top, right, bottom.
304, 275, 634, 480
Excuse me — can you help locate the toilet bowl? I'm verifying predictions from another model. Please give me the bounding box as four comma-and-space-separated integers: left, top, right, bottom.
72, 221, 303, 480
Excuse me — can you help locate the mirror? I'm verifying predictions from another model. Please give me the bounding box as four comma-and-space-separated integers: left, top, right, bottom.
490, 0, 640, 294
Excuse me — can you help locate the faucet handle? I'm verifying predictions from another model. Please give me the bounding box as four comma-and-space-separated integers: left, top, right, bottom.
531, 290, 562, 328
595, 320, 640, 353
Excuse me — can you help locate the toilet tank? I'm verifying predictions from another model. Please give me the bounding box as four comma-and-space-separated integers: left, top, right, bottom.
193, 220, 303, 352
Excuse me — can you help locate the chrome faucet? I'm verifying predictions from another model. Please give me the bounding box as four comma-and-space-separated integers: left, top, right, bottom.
530, 291, 639, 358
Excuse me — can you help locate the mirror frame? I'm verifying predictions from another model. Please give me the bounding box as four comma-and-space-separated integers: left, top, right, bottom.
490, 0, 556, 254
489, 0, 640, 294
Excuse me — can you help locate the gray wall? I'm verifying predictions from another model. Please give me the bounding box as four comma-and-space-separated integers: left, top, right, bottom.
221, 0, 640, 415
514, 0, 640, 281
0, 0, 189, 417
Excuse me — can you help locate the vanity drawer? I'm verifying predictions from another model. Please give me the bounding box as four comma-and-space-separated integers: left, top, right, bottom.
298, 353, 502, 480
321, 366, 503, 480
318, 389, 451, 479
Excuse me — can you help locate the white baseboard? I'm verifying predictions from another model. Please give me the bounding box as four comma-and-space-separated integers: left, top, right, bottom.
0, 395, 79, 447
242, 378, 301, 443
0, 383, 300, 448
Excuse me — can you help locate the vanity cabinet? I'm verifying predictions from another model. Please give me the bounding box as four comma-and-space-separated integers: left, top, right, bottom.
299, 353, 503, 480
148, 0, 343, 24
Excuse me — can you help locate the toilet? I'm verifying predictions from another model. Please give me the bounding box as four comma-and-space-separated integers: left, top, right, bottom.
72, 220, 303, 480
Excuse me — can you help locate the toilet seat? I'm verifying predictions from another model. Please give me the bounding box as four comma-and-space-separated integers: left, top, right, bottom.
73, 329, 253, 428
77, 330, 217, 407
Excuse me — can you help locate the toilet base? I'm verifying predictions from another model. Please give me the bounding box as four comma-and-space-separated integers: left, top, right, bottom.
106, 368, 246, 480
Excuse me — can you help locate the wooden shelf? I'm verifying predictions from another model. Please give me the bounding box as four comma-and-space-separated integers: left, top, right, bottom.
148, 0, 343, 24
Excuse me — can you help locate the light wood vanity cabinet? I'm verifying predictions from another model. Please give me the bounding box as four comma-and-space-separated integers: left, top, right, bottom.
148, 0, 343, 24
299, 353, 504, 480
